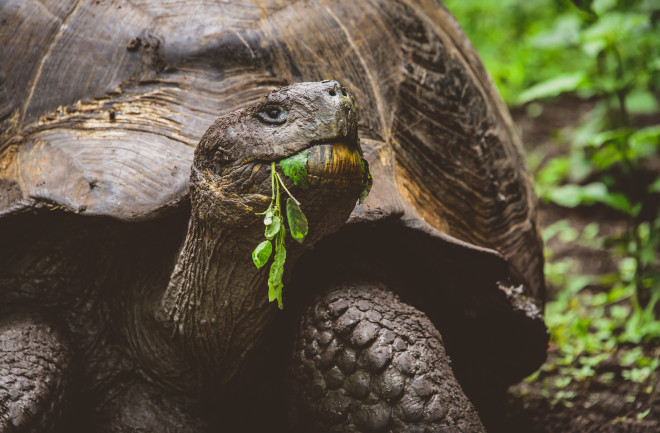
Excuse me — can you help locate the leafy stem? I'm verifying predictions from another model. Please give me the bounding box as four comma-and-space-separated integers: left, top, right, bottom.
251, 162, 309, 309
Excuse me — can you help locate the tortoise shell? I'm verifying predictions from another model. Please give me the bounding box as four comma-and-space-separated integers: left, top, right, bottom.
0, 0, 546, 388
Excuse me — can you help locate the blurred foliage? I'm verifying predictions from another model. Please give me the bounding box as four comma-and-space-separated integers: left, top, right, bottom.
445, 0, 660, 106
445, 0, 660, 397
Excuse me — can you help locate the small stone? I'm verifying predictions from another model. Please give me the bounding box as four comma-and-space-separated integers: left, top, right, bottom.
353, 402, 392, 432
345, 371, 371, 399
324, 366, 345, 390
350, 321, 379, 347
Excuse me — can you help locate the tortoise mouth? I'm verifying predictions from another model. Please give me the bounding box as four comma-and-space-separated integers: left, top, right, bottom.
306, 139, 364, 184
278, 135, 367, 189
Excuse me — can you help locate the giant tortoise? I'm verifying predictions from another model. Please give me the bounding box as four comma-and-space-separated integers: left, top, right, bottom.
0, 0, 547, 432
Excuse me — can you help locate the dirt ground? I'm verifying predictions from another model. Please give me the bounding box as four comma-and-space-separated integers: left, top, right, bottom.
479, 102, 660, 433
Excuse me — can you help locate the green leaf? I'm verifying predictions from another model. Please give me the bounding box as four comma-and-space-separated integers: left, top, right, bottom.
548, 182, 636, 214
286, 199, 308, 243
626, 90, 659, 115
630, 126, 660, 160
264, 215, 281, 240
279, 150, 310, 189
548, 184, 588, 207
359, 158, 372, 204
649, 176, 660, 193
263, 209, 274, 225
252, 240, 272, 269
518, 72, 588, 104
268, 238, 286, 309
592, 0, 616, 16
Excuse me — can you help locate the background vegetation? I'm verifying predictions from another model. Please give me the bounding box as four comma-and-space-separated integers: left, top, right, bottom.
445, 0, 660, 419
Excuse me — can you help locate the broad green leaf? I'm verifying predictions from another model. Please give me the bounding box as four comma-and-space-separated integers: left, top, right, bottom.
518, 72, 588, 104
630, 126, 660, 160
548, 182, 635, 214
279, 150, 310, 188
252, 240, 272, 269
286, 199, 308, 243
587, 129, 631, 148
536, 157, 571, 186
600, 193, 634, 215
548, 184, 587, 207
626, 90, 659, 115
265, 215, 281, 240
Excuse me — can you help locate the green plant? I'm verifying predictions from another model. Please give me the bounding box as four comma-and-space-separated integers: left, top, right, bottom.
525, 0, 660, 317
447, 0, 660, 399
252, 162, 308, 309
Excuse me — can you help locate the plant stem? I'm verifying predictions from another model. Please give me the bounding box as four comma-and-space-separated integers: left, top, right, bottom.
275, 172, 301, 206
271, 162, 276, 200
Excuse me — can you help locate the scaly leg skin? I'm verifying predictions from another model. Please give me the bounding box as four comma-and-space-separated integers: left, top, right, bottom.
0, 315, 71, 433
290, 283, 486, 433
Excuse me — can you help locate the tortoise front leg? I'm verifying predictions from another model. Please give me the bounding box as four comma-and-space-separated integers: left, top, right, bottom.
289, 283, 486, 433
0, 314, 71, 433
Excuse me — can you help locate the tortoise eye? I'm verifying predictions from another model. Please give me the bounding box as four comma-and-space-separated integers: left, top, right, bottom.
257, 105, 287, 125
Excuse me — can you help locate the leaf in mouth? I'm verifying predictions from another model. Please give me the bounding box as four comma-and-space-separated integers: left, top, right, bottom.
279, 149, 310, 189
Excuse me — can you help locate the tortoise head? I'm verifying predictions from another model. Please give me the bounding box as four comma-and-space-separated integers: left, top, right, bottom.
159, 82, 370, 385
190, 81, 369, 242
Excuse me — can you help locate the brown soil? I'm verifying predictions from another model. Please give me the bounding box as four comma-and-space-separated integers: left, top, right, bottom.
479, 101, 660, 433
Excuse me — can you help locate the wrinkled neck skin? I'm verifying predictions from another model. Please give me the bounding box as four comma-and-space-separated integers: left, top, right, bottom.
158, 164, 281, 389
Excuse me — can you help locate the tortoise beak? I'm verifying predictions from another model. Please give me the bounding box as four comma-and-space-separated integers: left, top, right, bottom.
277, 81, 367, 190
305, 138, 364, 186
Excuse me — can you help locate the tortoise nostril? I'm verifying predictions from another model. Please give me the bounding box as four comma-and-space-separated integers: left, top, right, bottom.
328, 88, 337, 97
340, 87, 348, 97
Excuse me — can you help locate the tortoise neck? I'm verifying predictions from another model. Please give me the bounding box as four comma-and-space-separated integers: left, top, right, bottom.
159, 215, 274, 384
